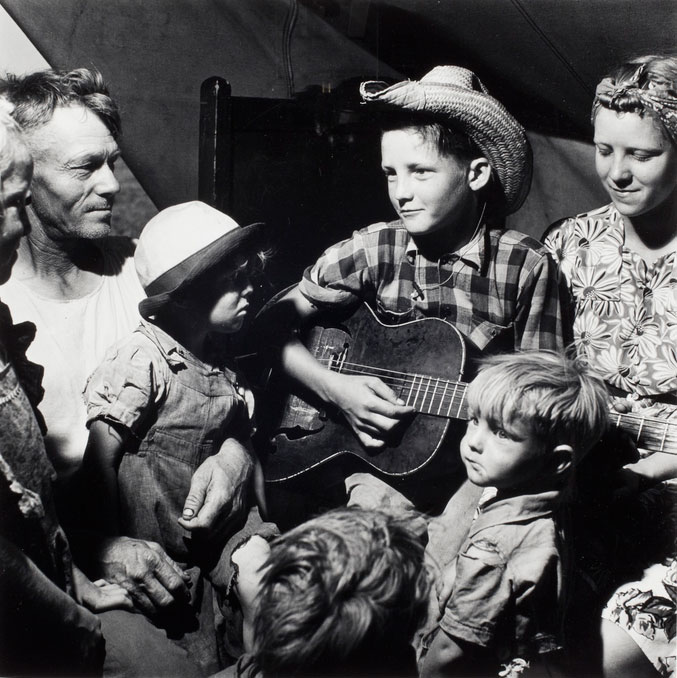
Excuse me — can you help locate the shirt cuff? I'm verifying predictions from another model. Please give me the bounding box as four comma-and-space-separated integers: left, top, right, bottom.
298, 275, 359, 308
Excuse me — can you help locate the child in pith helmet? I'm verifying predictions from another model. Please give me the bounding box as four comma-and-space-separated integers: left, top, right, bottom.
81, 201, 278, 669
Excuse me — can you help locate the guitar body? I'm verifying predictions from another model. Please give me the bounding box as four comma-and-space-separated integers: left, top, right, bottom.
260, 304, 469, 483
252, 299, 677, 495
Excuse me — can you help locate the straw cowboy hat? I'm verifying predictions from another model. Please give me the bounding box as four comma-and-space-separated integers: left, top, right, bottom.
360, 65, 532, 215
136, 201, 265, 319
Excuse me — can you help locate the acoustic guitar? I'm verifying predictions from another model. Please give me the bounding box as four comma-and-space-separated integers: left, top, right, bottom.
258, 303, 677, 483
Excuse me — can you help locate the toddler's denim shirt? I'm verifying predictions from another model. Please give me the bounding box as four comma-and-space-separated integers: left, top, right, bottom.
85, 320, 251, 561
437, 487, 565, 663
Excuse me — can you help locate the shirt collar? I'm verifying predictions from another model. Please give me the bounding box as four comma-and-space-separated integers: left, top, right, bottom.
607, 204, 626, 239
469, 486, 562, 537
404, 223, 487, 272
604, 203, 677, 268
138, 319, 187, 368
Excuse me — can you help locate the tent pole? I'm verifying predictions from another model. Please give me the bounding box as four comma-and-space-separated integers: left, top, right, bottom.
199, 76, 233, 212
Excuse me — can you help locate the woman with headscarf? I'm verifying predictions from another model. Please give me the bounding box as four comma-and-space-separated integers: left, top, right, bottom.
545, 54, 677, 678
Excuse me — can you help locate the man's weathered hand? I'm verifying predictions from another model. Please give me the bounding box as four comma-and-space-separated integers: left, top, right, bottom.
178, 438, 255, 539
95, 536, 190, 616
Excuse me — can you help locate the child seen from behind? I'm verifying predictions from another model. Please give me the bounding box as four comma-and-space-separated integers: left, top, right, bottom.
222, 506, 432, 678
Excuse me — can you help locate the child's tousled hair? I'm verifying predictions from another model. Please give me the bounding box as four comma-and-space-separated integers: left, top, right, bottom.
467, 350, 609, 460
379, 110, 481, 163
252, 507, 431, 677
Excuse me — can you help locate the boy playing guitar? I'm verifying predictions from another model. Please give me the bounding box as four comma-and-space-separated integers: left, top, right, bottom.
258, 65, 570, 522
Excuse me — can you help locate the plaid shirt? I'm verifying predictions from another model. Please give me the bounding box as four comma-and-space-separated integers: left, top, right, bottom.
298, 220, 568, 352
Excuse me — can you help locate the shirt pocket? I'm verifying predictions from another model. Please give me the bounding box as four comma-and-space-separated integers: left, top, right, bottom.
467, 319, 514, 353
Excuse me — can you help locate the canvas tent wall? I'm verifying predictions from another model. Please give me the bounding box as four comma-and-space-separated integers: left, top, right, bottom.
1, 0, 674, 286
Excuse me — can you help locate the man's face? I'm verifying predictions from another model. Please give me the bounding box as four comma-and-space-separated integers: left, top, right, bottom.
26, 104, 120, 242
0, 142, 32, 283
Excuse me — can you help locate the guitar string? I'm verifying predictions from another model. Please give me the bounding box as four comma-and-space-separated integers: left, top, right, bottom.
320, 356, 677, 431
316, 357, 677, 447
316, 357, 464, 387
317, 359, 467, 403
316, 357, 468, 413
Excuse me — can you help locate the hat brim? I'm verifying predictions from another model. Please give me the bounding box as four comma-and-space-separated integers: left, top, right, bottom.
361, 79, 532, 215
139, 221, 265, 319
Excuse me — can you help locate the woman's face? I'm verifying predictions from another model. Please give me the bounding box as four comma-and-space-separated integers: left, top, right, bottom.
594, 107, 677, 219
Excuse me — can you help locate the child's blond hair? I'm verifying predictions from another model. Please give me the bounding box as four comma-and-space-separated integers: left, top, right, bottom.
467, 350, 609, 461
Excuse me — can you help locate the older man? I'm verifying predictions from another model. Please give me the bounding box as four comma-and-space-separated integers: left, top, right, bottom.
0, 68, 257, 674
0, 100, 206, 677
0, 67, 140, 479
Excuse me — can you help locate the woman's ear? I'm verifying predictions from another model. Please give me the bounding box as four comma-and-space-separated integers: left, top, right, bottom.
467, 157, 492, 192
551, 444, 574, 476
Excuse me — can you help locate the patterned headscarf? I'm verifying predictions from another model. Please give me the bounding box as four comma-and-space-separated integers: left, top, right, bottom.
593, 64, 677, 144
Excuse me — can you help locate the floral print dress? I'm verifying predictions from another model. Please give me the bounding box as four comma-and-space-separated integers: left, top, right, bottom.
546, 203, 677, 400
545, 203, 677, 677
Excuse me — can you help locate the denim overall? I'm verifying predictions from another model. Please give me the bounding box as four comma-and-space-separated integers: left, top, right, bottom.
117, 322, 250, 565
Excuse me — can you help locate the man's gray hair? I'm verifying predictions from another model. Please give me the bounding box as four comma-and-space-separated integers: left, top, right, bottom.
0, 99, 26, 177
0, 67, 121, 139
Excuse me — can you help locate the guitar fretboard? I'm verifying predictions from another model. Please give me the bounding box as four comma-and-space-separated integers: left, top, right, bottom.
610, 411, 677, 456
321, 357, 677, 455
324, 356, 468, 419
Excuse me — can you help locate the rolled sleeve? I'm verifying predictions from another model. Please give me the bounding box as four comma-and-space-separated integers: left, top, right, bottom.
440, 540, 510, 648
84, 342, 163, 432
298, 229, 374, 308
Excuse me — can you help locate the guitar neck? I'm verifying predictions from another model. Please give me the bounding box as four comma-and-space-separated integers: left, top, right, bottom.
334, 361, 677, 456
610, 410, 677, 455
398, 373, 470, 421
334, 360, 470, 421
